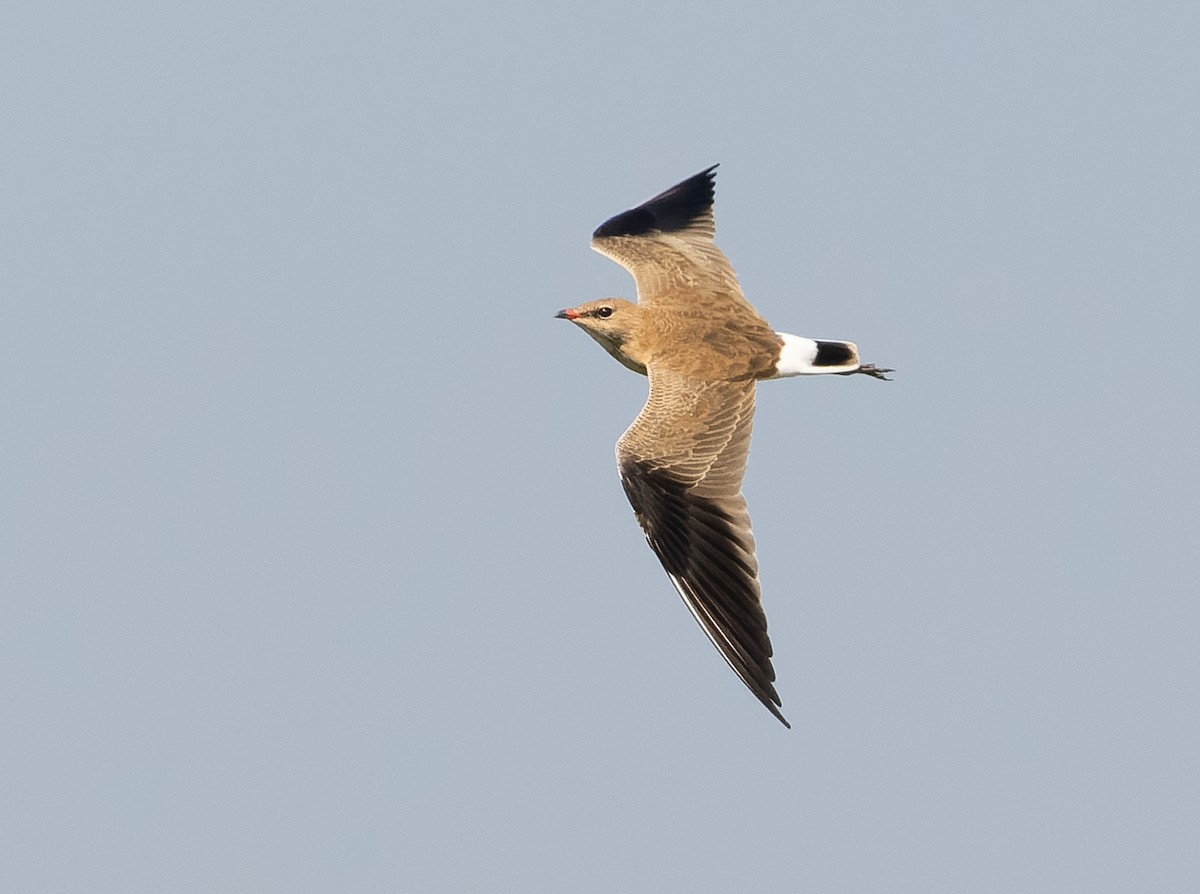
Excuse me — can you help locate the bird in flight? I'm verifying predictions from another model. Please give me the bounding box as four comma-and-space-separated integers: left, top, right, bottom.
556, 166, 891, 727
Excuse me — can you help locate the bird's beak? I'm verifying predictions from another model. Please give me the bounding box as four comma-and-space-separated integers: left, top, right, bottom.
555, 308, 578, 320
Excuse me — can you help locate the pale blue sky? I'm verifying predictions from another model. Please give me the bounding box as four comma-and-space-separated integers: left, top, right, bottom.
3, 2, 1199, 891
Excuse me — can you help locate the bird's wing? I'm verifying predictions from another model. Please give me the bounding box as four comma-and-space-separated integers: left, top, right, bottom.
591, 166, 760, 317
616, 368, 788, 727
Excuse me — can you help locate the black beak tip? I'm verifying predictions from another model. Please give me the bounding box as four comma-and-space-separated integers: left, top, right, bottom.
554, 309, 571, 319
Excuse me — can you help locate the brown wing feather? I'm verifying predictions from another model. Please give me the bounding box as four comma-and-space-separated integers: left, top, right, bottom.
590, 167, 763, 319
592, 234, 754, 316
616, 371, 789, 727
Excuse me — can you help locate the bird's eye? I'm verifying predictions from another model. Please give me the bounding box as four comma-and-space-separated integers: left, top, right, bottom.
595, 306, 613, 318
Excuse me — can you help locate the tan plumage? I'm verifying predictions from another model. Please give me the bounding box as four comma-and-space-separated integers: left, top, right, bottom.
616, 371, 781, 720
557, 166, 890, 727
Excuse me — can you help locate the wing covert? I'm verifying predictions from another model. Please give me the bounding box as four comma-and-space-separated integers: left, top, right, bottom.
616, 373, 789, 727
591, 166, 756, 315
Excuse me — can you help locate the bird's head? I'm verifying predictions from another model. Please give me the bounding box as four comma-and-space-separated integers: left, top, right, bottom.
555, 298, 648, 375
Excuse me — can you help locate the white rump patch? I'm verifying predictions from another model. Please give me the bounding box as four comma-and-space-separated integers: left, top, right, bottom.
769, 332, 860, 377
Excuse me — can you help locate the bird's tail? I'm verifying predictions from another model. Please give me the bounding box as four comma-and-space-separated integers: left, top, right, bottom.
769, 333, 862, 377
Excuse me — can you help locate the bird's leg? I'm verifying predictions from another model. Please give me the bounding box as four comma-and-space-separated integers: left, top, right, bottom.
850, 364, 894, 381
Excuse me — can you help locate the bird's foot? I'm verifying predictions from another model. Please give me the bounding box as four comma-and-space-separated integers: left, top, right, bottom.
856, 364, 894, 381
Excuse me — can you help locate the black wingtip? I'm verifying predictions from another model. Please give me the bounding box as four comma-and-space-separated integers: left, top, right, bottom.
592, 165, 719, 239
